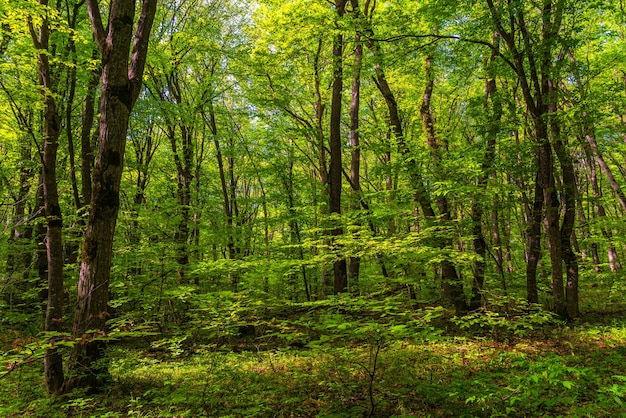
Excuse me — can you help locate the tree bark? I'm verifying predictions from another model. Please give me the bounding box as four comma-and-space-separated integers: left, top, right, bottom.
81, 52, 100, 209
470, 38, 501, 309
28, 4, 66, 396
68, 0, 157, 393
330, 0, 348, 293
348, 0, 364, 284
549, 80, 579, 319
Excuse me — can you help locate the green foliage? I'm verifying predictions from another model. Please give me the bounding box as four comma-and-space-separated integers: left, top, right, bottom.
452, 297, 561, 341
3, 0, 626, 414
4, 310, 626, 416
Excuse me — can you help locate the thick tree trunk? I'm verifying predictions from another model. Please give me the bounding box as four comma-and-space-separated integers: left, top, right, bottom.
42, 85, 65, 398
68, 0, 157, 393
537, 127, 566, 316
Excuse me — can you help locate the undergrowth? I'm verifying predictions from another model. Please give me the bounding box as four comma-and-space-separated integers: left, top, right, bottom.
2, 293, 626, 417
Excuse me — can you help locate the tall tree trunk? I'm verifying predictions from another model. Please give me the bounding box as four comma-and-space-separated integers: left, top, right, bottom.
585, 132, 626, 213
81, 54, 99, 208
526, 172, 543, 304
580, 133, 621, 272
348, 0, 363, 284
330, 0, 348, 293
470, 38, 501, 309
68, 0, 157, 393
549, 80, 579, 318
568, 52, 623, 272
28, 4, 66, 396
576, 197, 601, 272
170, 124, 193, 284
206, 100, 236, 260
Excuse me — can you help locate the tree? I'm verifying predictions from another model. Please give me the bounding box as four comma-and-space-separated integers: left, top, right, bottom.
24, 0, 69, 395
329, 0, 348, 293
484, 0, 577, 317
68, 0, 157, 392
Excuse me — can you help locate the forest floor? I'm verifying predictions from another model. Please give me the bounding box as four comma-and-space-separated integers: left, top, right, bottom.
2, 294, 626, 417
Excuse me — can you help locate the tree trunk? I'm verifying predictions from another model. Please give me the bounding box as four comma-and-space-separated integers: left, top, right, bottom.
567, 52, 622, 272
80, 53, 100, 209
29, 5, 66, 396
526, 173, 543, 304
348, 0, 363, 284
470, 38, 501, 309
205, 99, 237, 264
68, 0, 157, 393
485, 0, 569, 316
549, 80, 579, 319
330, 0, 348, 293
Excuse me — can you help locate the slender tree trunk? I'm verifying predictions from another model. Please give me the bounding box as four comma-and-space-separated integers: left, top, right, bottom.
204, 99, 238, 270
526, 172, 543, 304
585, 132, 626, 214
549, 80, 579, 318
581, 138, 621, 272
348, 0, 363, 284
576, 197, 601, 272
29, 5, 66, 396
470, 39, 501, 309
330, 0, 348, 293
33, 175, 48, 315
81, 54, 99, 208
170, 125, 193, 284
568, 52, 622, 271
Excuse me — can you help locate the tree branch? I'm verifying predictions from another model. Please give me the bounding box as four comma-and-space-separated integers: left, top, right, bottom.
369, 33, 517, 75
86, 0, 107, 55
129, 0, 158, 103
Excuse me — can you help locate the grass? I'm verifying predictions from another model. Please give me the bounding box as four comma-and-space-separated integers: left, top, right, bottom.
3, 298, 626, 417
